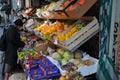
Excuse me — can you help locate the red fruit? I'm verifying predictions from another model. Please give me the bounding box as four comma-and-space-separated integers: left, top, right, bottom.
79, 0, 86, 5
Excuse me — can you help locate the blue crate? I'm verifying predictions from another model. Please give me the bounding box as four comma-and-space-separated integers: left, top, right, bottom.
24, 57, 61, 80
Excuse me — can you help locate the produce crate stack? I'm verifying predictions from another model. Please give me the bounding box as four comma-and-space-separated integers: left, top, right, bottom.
31, 16, 99, 52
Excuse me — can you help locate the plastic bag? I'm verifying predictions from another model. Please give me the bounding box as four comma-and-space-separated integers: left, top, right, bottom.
9, 73, 26, 80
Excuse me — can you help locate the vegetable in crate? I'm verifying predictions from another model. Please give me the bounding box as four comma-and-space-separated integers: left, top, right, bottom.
73, 59, 85, 68
63, 51, 72, 60
57, 48, 65, 55
52, 52, 62, 61
74, 50, 82, 59
61, 58, 68, 65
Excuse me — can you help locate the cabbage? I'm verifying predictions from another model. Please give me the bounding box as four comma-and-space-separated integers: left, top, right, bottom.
61, 58, 68, 65
57, 48, 64, 55
63, 51, 72, 60
52, 52, 62, 61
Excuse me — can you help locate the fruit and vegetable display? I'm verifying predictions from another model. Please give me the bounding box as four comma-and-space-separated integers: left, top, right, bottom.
52, 48, 73, 65
33, 19, 84, 42
34, 20, 76, 40
19, 30, 94, 80
53, 50, 93, 70
16, 0, 98, 79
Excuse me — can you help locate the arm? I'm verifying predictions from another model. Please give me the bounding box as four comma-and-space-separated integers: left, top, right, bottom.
7, 27, 25, 48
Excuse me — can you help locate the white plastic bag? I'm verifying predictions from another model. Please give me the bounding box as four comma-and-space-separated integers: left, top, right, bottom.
9, 73, 26, 80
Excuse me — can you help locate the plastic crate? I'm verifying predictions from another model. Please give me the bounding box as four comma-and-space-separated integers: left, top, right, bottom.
24, 57, 61, 80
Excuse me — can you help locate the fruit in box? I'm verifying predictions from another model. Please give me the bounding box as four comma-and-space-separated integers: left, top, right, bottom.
56, 23, 84, 41
68, 0, 87, 10
79, 0, 86, 5
56, 27, 78, 41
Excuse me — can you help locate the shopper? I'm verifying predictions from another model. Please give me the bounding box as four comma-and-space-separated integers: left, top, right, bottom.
3, 19, 25, 80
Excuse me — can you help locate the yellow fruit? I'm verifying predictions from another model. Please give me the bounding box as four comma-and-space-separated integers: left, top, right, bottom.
59, 76, 67, 80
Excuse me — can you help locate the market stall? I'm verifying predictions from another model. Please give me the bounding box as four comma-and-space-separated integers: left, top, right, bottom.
9, 0, 100, 80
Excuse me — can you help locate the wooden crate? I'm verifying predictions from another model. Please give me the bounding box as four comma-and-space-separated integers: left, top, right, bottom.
57, 16, 99, 52
36, 0, 97, 19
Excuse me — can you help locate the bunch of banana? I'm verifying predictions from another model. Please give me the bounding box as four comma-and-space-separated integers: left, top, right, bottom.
18, 49, 38, 60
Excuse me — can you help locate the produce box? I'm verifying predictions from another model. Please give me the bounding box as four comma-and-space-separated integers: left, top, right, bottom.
24, 57, 61, 80
36, 0, 97, 19
34, 40, 55, 53
57, 16, 99, 52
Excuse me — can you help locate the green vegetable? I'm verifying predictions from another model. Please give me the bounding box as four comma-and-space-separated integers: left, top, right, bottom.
52, 52, 62, 61
74, 50, 82, 59
57, 48, 64, 55
63, 51, 72, 60
61, 58, 68, 65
